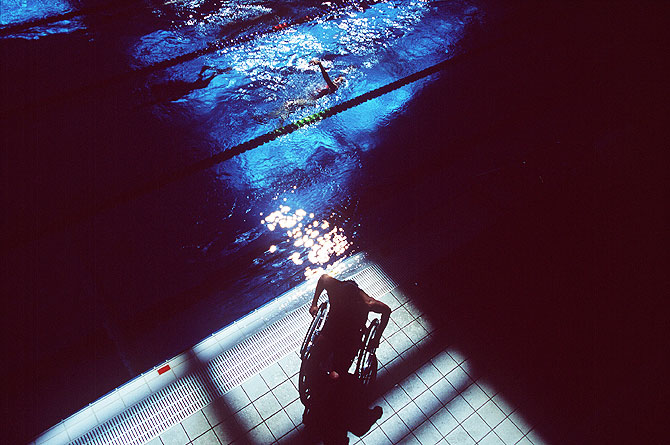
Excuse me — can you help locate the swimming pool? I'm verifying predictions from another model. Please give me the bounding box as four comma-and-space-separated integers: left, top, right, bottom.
2, 0, 492, 438
125, 0, 482, 313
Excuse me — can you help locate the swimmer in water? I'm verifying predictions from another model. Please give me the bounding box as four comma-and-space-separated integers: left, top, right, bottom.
144, 65, 230, 106
309, 59, 346, 99
279, 59, 347, 120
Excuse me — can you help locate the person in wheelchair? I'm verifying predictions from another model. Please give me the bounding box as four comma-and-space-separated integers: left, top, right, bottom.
308, 274, 391, 380
301, 275, 391, 443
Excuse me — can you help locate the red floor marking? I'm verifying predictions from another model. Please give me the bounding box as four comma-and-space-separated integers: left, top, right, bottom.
158, 364, 171, 375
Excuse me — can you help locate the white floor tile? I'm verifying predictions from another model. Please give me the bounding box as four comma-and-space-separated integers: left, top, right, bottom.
400, 373, 428, 399
526, 428, 548, 445
212, 416, 243, 444
494, 418, 524, 444
461, 413, 490, 442
384, 385, 412, 413
493, 394, 515, 416
362, 426, 392, 444
253, 392, 282, 420
285, 399, 304, 427
445, 425, 475, 445
244, 423, 274, 444
445, 367, 473, 391
461, 383, 489, 410
260, 362, 288, 389
272, 379, 299, 407
182, 411, 211, 440
414, 389, 442, 418
478, 400, 506, 429
392, 306, 414, 328
445, 395, 474, 423
379, 413, 411, 443
510, 410, 533, 434
431, 378, 458, 405
235, 404, 263, 431
222, 386, 251, 412
430, 407, 459, 436
431, 351, 458, 376
405, 320, 429, 344
397, 401, 426, 430
388, 330, 413, 354
414, 419, 442, 445
479, 431, 505, 445
266, 409, 293, 440
416, 361, 442, 388
398, 432, 421, 444
191, 429, 221, 445
160, 424, 189, 445
278, 351, 302, 378
241, 374, 270, 401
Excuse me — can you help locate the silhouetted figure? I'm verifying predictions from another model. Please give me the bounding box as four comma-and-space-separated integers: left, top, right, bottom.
309, 275, 390, 375
145, 65, 230, 105
303, 370, 383, 444
301, 275, 390, 443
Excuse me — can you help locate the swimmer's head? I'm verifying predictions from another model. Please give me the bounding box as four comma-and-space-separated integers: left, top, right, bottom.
334, 76, 346, 86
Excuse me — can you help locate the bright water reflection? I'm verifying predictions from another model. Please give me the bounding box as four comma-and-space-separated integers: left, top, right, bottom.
260, 205, 352, 279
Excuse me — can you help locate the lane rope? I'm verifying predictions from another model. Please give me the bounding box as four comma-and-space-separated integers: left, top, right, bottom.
4, 46, 481, 252
1, 0, 373, 115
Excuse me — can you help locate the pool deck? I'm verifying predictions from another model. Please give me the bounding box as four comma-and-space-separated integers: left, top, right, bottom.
31, 254, 546, 445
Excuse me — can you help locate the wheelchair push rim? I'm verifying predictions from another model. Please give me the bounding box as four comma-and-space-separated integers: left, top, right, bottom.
356, 318, 380, 386
300, 301, 328, 361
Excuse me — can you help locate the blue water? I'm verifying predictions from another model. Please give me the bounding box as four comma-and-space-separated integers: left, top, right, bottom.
101, 0, 483, 336
0, 0, 84, 35
2, 0, 491, 438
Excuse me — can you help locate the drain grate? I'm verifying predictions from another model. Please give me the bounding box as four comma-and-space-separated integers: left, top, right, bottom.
65, 260, 398, 445
70, 374, 215, 445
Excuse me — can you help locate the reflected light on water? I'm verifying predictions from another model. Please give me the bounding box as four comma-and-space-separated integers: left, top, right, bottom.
261, 205, 352, 279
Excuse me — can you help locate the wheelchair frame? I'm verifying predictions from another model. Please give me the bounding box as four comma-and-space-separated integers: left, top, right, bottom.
298, 301, 379, 407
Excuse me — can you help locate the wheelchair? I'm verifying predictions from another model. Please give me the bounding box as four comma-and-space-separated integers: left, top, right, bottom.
298, 301, 380, 407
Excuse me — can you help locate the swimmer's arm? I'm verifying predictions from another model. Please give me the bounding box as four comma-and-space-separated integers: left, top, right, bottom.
310, 274, 335, 316
316, 61, 337, 91
363, 291, 392, 347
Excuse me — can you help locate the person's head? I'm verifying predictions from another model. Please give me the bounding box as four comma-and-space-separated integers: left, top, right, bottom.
333, 76, 346, 87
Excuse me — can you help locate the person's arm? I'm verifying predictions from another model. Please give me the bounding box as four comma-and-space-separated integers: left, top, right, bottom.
316, 61, 337, 91
310, 274, 334, 316
362, 291, 391, 348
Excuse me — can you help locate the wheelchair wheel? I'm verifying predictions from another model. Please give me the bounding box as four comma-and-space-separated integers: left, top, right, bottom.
300, 301, 328, 361
356, 318, 380, 386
